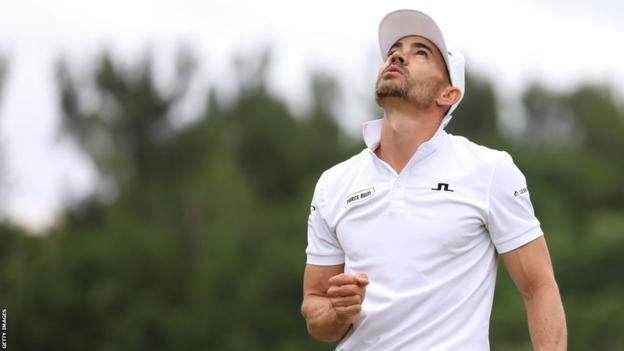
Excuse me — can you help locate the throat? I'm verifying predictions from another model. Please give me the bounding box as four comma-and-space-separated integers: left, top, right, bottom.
375, 114, 441, 174
375, 144, 413, 174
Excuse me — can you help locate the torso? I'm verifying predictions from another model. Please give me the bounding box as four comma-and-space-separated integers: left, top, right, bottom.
319, 131, 502, 350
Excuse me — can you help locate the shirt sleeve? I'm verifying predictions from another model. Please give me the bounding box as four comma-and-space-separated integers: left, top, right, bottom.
305, 174, 345, 265
486, 152, 543, 254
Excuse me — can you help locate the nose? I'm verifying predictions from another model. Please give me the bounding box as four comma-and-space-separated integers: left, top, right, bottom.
388, 51, 406, 65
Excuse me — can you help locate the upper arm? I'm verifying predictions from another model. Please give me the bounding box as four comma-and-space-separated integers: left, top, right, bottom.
501, 236, 557, 299
306, 175, 345, 265
487, 152, 543, 253
303, 264, 344, 298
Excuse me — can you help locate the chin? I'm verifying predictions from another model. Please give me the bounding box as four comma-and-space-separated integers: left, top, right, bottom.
377, 80, 401, 91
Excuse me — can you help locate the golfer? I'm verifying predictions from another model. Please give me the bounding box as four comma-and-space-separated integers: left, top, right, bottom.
301, 9, 567, 350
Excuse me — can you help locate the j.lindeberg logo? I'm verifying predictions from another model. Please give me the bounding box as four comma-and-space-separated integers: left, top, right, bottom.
514, 187, 528, 197
431, 183, 454, 192
345, 187, 375, 207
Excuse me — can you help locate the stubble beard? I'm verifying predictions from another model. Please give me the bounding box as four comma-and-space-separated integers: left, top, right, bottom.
375, 74, 442, 110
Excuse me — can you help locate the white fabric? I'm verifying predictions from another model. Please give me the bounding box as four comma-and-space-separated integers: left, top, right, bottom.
306, 118, 543, 350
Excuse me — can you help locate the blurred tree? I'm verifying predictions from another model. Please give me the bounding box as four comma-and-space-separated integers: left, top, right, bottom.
56, 49, 196, 201
0, 56, 38, 342
1, 47, 623, 351
447, 71, 506, 149
5, 48, 350, 351
0, 54, 7, 302
0, 54, 9, 209
514, 83, 624, 350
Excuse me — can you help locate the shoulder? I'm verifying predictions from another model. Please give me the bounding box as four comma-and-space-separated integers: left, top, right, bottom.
446, 133, 505, 160
312, 149, 372, 219
445, 134, 529, 193
445, 133, 508, 168
317, 149, 369, 191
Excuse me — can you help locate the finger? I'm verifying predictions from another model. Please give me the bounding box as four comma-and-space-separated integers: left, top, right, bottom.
330, 294, 362, 307
355, 273, 369, 286
334, 304, 362, 322
327, 273, 358, 287
327, 284, 363, 297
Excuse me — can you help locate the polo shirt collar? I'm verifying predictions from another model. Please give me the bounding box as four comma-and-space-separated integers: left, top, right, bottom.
362, 114, 451, 151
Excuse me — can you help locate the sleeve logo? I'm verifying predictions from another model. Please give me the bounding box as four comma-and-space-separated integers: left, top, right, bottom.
514, 187, 529, 197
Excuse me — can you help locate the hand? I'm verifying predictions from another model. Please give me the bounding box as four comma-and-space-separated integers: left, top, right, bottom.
326, 273, 369, 325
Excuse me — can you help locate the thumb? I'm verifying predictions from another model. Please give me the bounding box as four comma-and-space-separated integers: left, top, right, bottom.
355, 273, 369, 286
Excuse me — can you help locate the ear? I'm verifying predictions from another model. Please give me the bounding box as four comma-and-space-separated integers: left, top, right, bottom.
436, 86, 462, 108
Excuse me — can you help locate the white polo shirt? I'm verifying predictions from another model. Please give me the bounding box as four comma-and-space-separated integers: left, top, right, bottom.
306, 118, 543, 351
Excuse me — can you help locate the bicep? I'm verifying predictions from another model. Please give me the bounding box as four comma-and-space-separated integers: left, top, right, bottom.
501, 236, 557, 298
303, 264, 344, 297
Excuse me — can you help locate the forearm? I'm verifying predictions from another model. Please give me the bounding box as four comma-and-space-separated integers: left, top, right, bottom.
524, 283, 567, 350
301, 294, 351, 342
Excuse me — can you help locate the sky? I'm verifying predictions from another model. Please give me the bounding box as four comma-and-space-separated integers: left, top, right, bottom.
0, 0, 623, 231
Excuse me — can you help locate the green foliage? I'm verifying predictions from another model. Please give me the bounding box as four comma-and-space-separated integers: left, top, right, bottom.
0, 54, 8, 205
1, 49, 623, 350
447, 71, 505, 149
511, 83, 624, 350
56, 51, 195, 196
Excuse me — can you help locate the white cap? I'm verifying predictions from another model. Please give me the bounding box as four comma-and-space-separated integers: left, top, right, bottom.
378, 9, 465, 119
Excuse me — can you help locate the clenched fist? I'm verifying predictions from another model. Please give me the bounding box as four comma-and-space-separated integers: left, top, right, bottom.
326, 273, 369, 324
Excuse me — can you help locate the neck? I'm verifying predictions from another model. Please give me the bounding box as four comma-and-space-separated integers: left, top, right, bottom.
375, 99, 442, 173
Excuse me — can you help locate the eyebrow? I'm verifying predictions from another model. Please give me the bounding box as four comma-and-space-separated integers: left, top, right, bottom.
411, 42, 433, 54
388, 42, 403, 53
388, 41, 434, 55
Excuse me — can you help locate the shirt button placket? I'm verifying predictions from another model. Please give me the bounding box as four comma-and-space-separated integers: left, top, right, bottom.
390, 178, 406, 211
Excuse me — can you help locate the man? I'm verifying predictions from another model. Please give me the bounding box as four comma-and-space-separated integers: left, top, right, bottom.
301, 9, 567, 351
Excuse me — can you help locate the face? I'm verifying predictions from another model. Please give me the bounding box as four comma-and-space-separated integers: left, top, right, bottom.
375, 36, 450, 109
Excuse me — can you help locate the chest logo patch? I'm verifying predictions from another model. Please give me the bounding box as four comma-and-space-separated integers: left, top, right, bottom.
345, 187, 375, 208
431, 182, 454, 192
